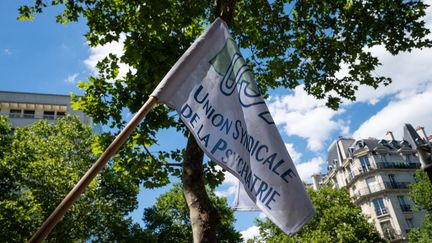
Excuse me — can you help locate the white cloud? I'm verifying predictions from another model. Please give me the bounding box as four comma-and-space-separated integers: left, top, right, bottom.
241, 226, 260, 242
215, 184, 237, 198
353, 85, 432, 140
285, 143, 302, 163
295, 157, 325, 183
215, 166, 239, 198
285, 143, 324, 182
84, 33, 136, 79
3, 49, 12, 56
268, 86, 349, 151
64, 73, 79, 84
353, 44, 432, 105
341, 4, 432, 105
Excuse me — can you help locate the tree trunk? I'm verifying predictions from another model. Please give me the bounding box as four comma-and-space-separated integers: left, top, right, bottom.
182, 134, 220, 243
182, 3, 237, 242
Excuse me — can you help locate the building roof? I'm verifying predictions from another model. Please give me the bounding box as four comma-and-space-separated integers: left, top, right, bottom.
0, 90, 73, 106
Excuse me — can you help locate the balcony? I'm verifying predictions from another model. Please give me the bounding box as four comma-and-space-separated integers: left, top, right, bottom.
375, 162, 420, 169
352, 181, 411, 199
384, 181, 409, 189
345, 162, 420, 185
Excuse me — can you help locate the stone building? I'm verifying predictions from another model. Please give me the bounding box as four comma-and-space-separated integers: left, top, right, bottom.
0, 90, 94, 128
315, 126, 429, 242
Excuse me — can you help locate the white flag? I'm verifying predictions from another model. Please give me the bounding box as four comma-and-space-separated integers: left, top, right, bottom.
151, 18, 315, 235
233, 180, 260, 211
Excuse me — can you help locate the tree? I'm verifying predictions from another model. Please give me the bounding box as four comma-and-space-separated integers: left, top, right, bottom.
142, 183, 242, 243
0, 116, 149, 242
18, 1, 432, 241
251, 186, 384, 243
408, 170, 432, 243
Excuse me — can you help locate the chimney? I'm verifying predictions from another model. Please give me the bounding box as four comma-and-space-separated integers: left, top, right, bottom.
416, 126, 428, 142
311, 174, 321, 191
386, 131, 395, 141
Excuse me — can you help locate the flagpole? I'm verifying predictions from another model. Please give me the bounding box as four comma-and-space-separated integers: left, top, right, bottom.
29, 96, 158, 243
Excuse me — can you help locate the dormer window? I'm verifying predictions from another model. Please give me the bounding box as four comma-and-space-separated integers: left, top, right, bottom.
348, 147, 354, 156
354, 140, 365, 150
399, 140, 411, 148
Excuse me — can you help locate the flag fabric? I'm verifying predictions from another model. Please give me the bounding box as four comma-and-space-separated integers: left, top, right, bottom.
233, 180, 259, 211
151, 18, 316, 235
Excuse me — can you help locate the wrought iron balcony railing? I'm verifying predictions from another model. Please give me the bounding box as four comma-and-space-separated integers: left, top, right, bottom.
375, 207, 388, 216
345, 162, 420, 184
375, 162, 420, 169
383, 181, 409, 189
352, 181, 411, 198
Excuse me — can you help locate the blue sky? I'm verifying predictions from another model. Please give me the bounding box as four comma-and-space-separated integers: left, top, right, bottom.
2, 0, 432, 240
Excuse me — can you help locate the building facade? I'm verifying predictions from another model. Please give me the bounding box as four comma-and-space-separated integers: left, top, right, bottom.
317, 127, 428, 242
0, 91, 93, 128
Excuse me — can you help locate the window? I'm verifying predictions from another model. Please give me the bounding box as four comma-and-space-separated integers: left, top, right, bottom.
378, 154, 387, 162
373, 198, 387, 216
332, 177, 339, 188
388, 174, 397, 188
406, 218, 414, 228
380, 220, 395, 240
405, 154, 412, 163
397, 195, 406, 205
352, 185, 358, 196
346, 167, 353, 180
9, 109, 21, 118
366, 176, 379, 193
56, 112, 65, 118
360, 156, 371, 171
23, 110, 35, 118
398, 196, 411, 212
43, 111, 55, 120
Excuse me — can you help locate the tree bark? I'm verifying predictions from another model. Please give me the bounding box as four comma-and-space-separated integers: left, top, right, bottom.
182, 134, 220, 243
182, 2, 238, 242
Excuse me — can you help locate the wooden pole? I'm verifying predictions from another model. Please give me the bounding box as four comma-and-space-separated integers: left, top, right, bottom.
29, 96, 158, 243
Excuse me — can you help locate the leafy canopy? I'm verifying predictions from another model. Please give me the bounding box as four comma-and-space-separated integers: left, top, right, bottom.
18, 0, 432, 189
0, 116, 148, 242
251, 186, 385, 243
142, 183, 242, 243
408, 170, 432, 243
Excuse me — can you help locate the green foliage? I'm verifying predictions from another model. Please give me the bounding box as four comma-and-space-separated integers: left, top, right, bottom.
0, 116, 148, 242
16, 0, 432, 191
143, 183, 242, 243
409, 170, 432, 212
15, 2, 432, 239
408, 170, 432, 242
252, 186, 384, 243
